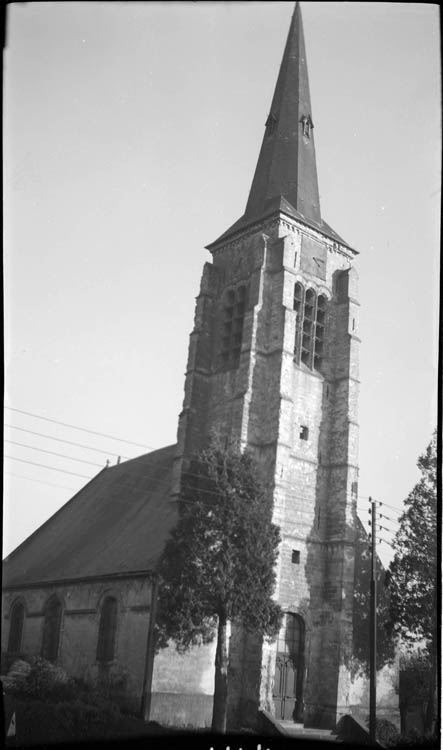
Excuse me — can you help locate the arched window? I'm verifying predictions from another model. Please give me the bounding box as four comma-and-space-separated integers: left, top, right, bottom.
41, 596, 62, 662
277, 612, 304, 660
314, 294, 327, 370
293, 283, 304, 360
294, 283, 328, 371
301, 288, 316, 366
8, 600, 25, 653
96, 596, 118, 663
220, 285, 247, 369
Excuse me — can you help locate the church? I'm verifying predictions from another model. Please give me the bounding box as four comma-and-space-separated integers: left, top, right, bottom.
2, 4, 398, 733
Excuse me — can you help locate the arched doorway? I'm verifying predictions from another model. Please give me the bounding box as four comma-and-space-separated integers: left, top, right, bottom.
273, 613, 304, 722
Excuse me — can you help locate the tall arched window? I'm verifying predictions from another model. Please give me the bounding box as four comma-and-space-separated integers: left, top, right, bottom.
314, 294, 327, 370
8, 600, 25, 653
301, 288, 316, 366
293, 282, 304, 360
293, 283, 328, 371
41, 596, 62, 662
96, 596, 118, 663
220, 285, 247, 369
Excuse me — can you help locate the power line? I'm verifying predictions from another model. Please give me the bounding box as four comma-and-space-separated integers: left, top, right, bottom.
4, 472, 78, 492
2, 411, 392, 511
4, 450, 379, 512
4, 406, 150, 449
3, 411, 394, 508
3, 423, 374, 503
5, 440, 105, 468
4, 424, 130, 459
4, 455, 96, 480
379, 500, 405, 513
378, 513, 400, 528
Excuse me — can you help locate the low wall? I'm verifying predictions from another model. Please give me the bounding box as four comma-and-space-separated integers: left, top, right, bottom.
150, 692, 213, 728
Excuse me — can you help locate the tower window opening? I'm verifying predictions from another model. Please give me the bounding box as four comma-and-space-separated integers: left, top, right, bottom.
294, 287, 328, 369
220, 285, 247, 370
300, 425, 309, 441
293, 283, 304, 313
291, 550, 300, 564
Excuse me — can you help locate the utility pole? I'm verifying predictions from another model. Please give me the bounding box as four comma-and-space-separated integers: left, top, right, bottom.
369, 497, 377, 745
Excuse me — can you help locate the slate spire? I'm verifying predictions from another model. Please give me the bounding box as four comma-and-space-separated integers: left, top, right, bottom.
244, 2, 321, 224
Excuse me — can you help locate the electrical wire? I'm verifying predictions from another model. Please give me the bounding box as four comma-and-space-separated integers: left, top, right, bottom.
3, 408, 404, 521
3, 448, 383, 515
3, 429, 376, 506
4, 424, 131, 459
4, 455, 95, 480
5, 440, 105, 468
4, 407, 377, 489
4, 471, 78, 492
4, 406, 150, 449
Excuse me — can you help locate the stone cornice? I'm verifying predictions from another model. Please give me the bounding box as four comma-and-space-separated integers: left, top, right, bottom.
209, 213, 356, 260
3, 570, 154, 592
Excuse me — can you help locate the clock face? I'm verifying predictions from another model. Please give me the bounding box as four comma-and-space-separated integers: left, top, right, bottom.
300, 235, 326, 280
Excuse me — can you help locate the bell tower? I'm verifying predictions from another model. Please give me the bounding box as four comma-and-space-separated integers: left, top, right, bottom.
173, 2, 359, 730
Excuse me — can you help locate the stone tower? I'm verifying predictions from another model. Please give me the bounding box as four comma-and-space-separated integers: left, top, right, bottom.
172, 3, 360, 730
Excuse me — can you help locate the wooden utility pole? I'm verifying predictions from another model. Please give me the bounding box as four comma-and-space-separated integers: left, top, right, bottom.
369, 497, 377, 744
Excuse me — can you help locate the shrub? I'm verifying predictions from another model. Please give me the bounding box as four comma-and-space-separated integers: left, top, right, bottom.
1, 651, 31, 675
2, 658, 32, 693
376, 718, 400, 746
17, 656, 71, 701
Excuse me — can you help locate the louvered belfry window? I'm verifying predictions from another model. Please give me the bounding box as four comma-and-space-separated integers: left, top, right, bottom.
293, 283, 328, 371
8, 600, 25, 653
220, 285, 247, 369
96, 596, 118, 663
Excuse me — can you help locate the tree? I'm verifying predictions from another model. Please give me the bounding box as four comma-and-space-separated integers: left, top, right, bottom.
352, 518, 395, 676
386, 431, 438, 734
156, 444, 282, 733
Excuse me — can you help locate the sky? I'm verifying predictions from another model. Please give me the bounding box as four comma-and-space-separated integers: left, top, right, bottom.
3, 2, 440, 567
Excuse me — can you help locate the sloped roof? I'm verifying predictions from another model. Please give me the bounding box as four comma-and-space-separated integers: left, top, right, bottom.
244, 3, 321, 225
206, 195, 357, 254
3, 445, 178, 588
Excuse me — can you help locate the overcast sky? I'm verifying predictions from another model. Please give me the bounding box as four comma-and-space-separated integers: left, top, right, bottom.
3, 2, 440, 566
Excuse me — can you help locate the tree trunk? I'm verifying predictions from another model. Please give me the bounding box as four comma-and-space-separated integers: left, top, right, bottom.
211, 613, 229, 733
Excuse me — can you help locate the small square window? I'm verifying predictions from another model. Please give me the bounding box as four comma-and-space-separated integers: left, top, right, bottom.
300, 425, 309, 441
291, 550, 300, 564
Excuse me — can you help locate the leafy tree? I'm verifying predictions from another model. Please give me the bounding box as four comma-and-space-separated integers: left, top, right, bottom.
156, 444, 282, 733
386, 431, 438, 734
352, 518, 395, 675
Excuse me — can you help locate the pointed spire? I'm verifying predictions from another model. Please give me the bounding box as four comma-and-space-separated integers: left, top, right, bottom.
244, 2, 321, 224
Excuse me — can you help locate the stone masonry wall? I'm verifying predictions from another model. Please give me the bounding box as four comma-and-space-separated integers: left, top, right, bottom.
172, 212, 359, 730
2, 576, 153, 713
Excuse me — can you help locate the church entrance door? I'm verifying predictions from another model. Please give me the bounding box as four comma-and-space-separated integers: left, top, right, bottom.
273, 613, 304, 722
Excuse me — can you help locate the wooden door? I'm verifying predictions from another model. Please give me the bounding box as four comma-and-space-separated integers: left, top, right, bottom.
273, 614, 304, 722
